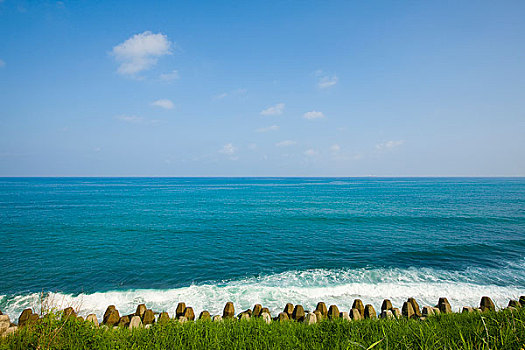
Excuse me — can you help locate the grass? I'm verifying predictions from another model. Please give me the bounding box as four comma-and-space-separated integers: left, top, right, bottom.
1, 308, 524, 349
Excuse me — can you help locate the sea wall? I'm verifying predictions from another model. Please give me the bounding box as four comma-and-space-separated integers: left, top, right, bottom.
3, 265, 524, 323
1, 295, 524, 336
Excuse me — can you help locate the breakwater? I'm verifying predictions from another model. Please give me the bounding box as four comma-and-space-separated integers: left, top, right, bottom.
2, 265, 524, 323
1, 295, 524, 337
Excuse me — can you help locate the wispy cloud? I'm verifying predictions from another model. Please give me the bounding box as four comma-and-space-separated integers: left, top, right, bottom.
256, 125, 279, 133
304, 149, 319, 157
219, 143, 238, 160
115, 115, 160, 125
330, 144, 341, 152
276, 140, 296, 147
111, 31, 172, 77
318, 75, 338, 88
303, 110, 325, 120
376, 140, 405, 150
213, 92, 228, 100
213, 89, 247, 100
315, 70, 338, 89
0, 59, 5, 68
115, 115, 144, 123
219, 143, 236, 155
159, 70, 179, 81
260, 103, 285, 116
151, 99, 174, 110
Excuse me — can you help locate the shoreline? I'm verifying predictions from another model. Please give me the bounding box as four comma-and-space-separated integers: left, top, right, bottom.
1, 298, 524, 349
2, 295, 523, 331
2, 280, 524, 322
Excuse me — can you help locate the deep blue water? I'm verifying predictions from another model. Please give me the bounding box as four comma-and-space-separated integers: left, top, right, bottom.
1, 177, 524, 318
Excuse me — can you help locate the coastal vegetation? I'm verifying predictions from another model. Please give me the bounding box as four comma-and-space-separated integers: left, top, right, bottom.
1, 298, 524, 349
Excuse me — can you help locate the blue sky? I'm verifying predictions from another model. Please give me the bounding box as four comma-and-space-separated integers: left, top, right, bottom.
1, 0, 524, 176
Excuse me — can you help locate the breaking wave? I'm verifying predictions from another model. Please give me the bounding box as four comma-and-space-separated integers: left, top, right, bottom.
1, 264, 524, 320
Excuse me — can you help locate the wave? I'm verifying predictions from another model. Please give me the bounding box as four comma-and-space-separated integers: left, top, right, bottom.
1, 266, 524, 321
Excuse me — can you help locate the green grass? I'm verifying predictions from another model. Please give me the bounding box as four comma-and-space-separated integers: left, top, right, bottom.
2, 308, 525, 349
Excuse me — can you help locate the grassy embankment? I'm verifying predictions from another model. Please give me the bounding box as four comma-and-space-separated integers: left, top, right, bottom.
1, 307, 524, 349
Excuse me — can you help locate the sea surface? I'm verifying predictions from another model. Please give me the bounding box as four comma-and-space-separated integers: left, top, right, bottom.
0, 177, 524, 319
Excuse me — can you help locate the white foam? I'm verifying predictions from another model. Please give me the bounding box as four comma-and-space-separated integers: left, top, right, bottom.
1, 266, 523, 321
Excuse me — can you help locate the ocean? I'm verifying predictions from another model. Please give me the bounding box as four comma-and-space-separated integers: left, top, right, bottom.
0, 177, 524, 320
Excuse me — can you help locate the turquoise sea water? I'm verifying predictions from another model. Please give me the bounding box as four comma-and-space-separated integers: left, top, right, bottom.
0, 177, 524, 319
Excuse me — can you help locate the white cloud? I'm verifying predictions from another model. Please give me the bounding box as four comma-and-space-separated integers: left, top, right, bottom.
315, 70, 338, 89
330, 144, 341, 152
213, 89, 247, 100
304, 149, 319, 157
115, 115, 160, 126
0, 59, 5, 68
219, 143, 238, 160
112, 31, 172, 76
318, 75, 338, 89
376, 140, 405, 150
159, 70, 179, 81
260, 103, 285, 116
256, 125, 279, 133
219, 143, 236, 155
115, 115, 144, 123
152, 99, 174, 110
232, 88, 247, 95
213, 92, 228, 100
303, 110, 325, 120
275, 140, 296, 147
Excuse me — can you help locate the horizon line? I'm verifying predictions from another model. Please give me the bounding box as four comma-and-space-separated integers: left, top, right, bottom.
0, 176, 524, 179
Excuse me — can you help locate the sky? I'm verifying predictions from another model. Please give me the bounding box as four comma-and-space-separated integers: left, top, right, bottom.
0, 0, 524, 176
